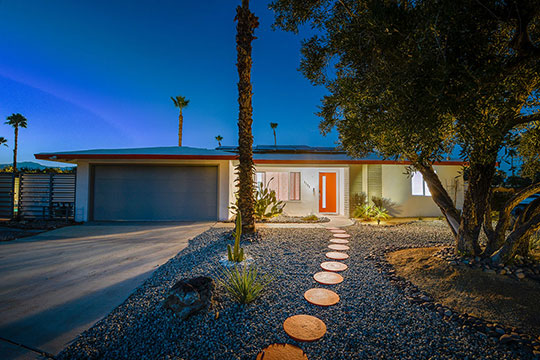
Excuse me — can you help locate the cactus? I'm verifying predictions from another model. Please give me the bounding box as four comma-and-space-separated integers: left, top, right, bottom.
228, 212, 245, 262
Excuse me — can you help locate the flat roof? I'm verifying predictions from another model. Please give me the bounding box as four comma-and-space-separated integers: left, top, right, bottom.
35, 145, 465, 165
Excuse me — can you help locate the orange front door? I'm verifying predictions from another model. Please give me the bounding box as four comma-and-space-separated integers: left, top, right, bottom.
319, 172, 337, 213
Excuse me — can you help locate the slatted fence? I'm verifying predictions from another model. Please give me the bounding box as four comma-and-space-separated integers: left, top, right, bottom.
19, 173, 76, 219
0, 173, 14, 219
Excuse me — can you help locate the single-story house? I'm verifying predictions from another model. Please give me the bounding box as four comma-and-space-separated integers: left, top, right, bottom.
35, 145, 465, 222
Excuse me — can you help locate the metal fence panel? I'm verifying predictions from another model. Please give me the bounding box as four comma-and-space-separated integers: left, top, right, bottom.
0, 173, 14, 219
19, 173, 76, 219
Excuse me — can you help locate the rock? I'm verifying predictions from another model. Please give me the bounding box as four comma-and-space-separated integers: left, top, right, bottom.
498, 269, 507, 275
516, 272, 526, 280
495, 328, 505, 335
163, 276, 214, 319
499, 334, 514, 344
444, 309, 452, 317
484, 269, 496, 274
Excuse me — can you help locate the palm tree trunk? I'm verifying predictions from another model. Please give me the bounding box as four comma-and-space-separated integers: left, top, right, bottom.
13, 126, 18, 173
235, 0, 258, 233
178, 110, 183, 146
273, 129, 276, 148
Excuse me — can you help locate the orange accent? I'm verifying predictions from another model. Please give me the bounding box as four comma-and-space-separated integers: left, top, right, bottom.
319, 172, 337, 213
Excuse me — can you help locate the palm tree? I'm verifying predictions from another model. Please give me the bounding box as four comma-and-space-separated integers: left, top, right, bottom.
5, 113, 27, 173
270, 122, 278, 148
235, 0, 259, 233
215, 135, 223, 147
0, 137, 7, 147
171, 95, 190, 146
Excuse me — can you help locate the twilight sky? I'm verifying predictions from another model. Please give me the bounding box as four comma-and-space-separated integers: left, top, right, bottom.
0, 0, 337, 166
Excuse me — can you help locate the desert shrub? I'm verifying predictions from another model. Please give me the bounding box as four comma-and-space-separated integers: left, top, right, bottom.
371, 206, 390, 224
230, 180, 285, 220
353, 204, 373, 219
302, 214, 319, 222
218, 265, 274, 304
350, 192, 367, 216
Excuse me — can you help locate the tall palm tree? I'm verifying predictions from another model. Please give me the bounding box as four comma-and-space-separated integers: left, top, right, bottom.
5, 113, 27, 173
215, 135, 223, 147
0, 137, 7, 147
235, 0, 259, 233
171, 95, 190, 146
270, 122, 278, 148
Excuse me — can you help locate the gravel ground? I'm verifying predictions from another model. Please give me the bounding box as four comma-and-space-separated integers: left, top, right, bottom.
59, 221, 534, 359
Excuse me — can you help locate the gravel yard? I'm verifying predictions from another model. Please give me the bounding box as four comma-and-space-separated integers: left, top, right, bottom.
59, 221, 534, 359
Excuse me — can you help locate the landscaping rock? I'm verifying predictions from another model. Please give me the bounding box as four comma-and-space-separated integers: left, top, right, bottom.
163, 276, 214, 319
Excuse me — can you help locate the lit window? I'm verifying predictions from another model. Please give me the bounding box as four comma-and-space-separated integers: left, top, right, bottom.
411, 171, 431, 196
289, 172, 301, 200
259, 171, 301, 201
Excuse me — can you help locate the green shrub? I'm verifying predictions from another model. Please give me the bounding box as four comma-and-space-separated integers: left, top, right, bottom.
302, 214, 319, 222
228, 213, 245, 262
353, 204, 390, 224
230, 180, 285, 220
218, 265, 274, 304
371, 206, 390, 224
350, 192, 367, 216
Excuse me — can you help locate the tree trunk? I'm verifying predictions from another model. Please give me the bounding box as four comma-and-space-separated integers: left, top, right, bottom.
178, 110, 183, 146
273, 130, 276, 148
491, 213, 540, 264
456, 163, 495, 255
13, 126, 18, 173
235, 0, 258, 233
483, 181, 540, 256
416, 163, 461, 237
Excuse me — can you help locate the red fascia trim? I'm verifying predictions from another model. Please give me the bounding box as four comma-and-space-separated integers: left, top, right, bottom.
253, 159, 466, 166
35, 154, 238, 161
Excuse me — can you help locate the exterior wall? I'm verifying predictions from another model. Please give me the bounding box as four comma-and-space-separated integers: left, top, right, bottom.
251, 164, 348, 217
380, 164, 464, 217
73, 159, 231, 222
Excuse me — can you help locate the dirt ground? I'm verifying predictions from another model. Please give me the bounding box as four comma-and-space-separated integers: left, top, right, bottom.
387, 247, 540, 337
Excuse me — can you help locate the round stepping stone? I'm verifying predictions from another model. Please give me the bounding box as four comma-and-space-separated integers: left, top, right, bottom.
330, 229, 346, 233
321, 261, 348, 272
326, 251, 349, 260
283, 315, 326, 342
304, 288, 340, 306
256, 344, 308, 360
328, 244, 350, 251
333, 233, 351, 238
314, 271, 344, 285
330, 238, 349, 244
325, 226, 339, 230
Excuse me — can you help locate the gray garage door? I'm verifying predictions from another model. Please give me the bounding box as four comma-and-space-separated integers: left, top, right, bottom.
92, 165, 218, 221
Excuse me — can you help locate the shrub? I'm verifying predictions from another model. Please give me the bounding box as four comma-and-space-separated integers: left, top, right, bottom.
353, 204, 390, 224
350, 192, 367, 216
371, 206, 390, 225
230, 179, 285, 220
218, 265, 274, 304
302, 214, 319, 222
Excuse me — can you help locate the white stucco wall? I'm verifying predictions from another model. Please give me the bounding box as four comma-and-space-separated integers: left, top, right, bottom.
73, 159, 231, 222
381, 164, 464, 217
251, 164, 347, 217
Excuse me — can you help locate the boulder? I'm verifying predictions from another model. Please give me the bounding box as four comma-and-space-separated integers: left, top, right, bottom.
163, 276, 214, 319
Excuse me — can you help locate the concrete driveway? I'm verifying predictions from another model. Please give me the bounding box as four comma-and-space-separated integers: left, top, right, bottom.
0, 222, 212, 359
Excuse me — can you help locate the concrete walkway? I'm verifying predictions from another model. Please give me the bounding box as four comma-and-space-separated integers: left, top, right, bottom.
0, 222, 212, 359
256, 216, 355, 229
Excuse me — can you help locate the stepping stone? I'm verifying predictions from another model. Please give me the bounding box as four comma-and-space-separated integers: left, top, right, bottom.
283, 315, 327, 342
326, 251, 349, 260
321, 261, 348, 272
256, 344, 308, 360
333, 233, 351, 238
330, 238, 349, 244
328, 244, 350, 251
314, 271, 344, 285
325, 226, 339, 230
304, 288, 340, 306
330, 229, 346, 233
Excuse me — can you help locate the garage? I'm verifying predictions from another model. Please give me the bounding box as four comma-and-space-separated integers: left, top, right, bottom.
92, 165, 218, 221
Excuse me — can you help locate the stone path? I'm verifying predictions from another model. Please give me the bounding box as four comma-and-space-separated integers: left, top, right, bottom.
257, 226, 351, 359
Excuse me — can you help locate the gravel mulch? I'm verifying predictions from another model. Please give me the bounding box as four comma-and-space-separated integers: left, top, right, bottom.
58, 221, 535, 359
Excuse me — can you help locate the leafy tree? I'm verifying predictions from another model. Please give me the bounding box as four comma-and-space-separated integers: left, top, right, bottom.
171, 95, 189, 146
5, 113, 27, 173
271, 0, 540, 263
270, 122, 278, 147
235, 0, 259, 233
0, 137, 7, 147
215, 135, 223, 147
517, 121, 540, 181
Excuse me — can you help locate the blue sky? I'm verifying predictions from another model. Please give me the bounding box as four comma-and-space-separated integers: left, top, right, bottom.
0, 0, 337, 165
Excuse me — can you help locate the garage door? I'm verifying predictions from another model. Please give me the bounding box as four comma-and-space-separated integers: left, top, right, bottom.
92, 165, 218, 221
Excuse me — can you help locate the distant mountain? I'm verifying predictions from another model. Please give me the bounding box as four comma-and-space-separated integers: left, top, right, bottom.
0, 161, 72, 170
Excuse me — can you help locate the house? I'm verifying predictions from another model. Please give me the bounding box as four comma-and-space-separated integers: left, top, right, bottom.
35, 145, 465, 222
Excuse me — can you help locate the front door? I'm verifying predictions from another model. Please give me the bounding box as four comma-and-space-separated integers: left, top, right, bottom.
319, 172, 337, 213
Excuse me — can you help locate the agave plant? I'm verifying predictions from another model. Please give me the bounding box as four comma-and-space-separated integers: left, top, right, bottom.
218, 264, 274, 304
371, 206, 390, 225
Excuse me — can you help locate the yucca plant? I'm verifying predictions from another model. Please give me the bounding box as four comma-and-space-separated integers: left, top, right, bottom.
228, 212, 245, 262
218, 265, 274, 304
372, 206, 390, 225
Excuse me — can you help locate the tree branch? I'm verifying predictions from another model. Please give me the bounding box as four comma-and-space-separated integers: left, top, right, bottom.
509, 112, 540, 129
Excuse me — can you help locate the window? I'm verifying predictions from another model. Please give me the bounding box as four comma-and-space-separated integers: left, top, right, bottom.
257, 171, 301, 201
411, 171, 431, 196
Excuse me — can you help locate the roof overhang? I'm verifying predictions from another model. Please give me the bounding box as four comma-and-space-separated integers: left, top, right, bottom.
35, 154, 237, 162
